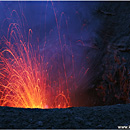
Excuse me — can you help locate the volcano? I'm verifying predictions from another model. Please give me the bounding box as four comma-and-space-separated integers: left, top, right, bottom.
0, 1, 130, 129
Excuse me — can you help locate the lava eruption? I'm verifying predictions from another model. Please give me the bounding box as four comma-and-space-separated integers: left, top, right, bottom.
0, 0, 99, 109
0, 1, 89, 109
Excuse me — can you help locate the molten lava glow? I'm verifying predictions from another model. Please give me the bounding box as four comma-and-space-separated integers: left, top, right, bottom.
0, 6, 72, 109
0, 2, 89, 109
0, 34, 46, 108
0, 30, 69, 109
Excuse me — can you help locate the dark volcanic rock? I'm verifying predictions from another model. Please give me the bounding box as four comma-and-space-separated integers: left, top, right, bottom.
75, 2, 130, 107
0, 104, 130, 129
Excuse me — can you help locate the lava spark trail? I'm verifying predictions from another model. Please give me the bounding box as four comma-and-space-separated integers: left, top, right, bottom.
0, 21, 70, 109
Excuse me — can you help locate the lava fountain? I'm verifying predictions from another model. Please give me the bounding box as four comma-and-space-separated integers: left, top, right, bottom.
0, 25, 71, 109
0, 25, 48, 108
0, 2, 75, 109
0, 1, 90, 109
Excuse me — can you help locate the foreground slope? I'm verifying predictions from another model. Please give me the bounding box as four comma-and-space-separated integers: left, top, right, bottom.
0, 104, 130, 129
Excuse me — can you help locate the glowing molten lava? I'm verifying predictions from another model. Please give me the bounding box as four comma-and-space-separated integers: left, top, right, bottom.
0, 29, 70, 109
0, 2, 89, 109
0, 12, 71, 109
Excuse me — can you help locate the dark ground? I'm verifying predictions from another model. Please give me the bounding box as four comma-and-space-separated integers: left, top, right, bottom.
0, 104, 130, 129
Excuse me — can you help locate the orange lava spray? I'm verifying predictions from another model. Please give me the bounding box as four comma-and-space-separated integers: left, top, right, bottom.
0, 6, 71, 109
0, 2, 89, 109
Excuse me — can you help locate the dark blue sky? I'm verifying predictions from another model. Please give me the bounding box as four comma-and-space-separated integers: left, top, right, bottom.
0, 1, 100, 42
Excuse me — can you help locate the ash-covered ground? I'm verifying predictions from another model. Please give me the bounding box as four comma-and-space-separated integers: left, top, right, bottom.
0, 104, 130, 129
